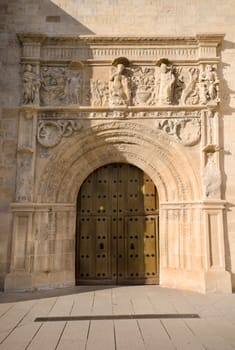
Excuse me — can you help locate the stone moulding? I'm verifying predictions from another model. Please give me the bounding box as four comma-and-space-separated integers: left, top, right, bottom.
17, 33, 224, 62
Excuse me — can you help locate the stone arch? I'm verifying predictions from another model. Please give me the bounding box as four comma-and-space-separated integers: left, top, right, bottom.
37, 121, 201, 204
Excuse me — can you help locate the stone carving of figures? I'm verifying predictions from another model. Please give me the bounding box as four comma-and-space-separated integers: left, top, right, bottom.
110, 57, 132, 106
23, 64, 40, 104
91, 80, 109, 106
180, 68, 199, 105
40, 67, 69, 105
202, 152, 221, 198
68, 72, 81, 104
199, 65, 219, 104
156, 58, 175, 105
53, 68, 68, 101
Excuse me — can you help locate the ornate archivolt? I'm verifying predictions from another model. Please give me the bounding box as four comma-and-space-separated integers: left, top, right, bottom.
5, 32, 231, 293
36, 121, 200, 203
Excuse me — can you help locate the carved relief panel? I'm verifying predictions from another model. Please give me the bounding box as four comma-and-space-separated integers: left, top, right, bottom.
40, 65, 84, 106
20, 61, 220, 108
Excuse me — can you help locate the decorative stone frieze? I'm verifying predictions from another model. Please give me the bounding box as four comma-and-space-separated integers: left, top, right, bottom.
20, 62, 221, 108
18, 32, 223, 110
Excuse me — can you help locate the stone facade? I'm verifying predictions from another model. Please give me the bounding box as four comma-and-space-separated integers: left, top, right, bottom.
0, 0, 235, 293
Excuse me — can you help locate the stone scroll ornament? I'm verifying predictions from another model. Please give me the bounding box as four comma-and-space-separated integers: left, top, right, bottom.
37, 120, 82, 148
157, 118, 201, 146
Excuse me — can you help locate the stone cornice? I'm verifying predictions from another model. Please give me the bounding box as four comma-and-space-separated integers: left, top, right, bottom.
17, 32, 224, 63
17, 33, 224, 46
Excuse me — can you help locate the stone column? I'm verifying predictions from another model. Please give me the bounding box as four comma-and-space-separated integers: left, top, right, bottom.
200, 108, 231, 292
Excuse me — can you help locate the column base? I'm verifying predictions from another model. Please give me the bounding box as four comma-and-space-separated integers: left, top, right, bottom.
160, 268, 232, 293
204, 270, 232, 293
4, 272, 33, 291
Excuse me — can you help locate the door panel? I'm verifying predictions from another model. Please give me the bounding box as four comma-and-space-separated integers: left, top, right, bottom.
76, 163, 159, 285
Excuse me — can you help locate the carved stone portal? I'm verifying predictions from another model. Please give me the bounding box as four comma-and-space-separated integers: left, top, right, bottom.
5, 33, 231, 294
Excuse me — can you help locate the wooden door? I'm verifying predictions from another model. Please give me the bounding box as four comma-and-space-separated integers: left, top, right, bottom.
76, 163, 159, 285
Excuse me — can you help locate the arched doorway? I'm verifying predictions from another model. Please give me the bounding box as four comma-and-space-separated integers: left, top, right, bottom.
76, 163, 159, 285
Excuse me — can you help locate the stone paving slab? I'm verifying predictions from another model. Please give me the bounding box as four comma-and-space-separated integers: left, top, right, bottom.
0, 286, 235, 349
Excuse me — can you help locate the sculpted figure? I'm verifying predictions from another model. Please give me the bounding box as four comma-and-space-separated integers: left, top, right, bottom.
110, 57, 132, 106
23, 64, 40, 104
156, 58, 175, 105
199, 64, 219, 104
69, 72, 81, 104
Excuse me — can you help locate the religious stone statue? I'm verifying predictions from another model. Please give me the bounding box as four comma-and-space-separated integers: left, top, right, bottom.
68, 72, 81, 105
109, 57, 132, 106
22, 64, 40, 104
156, 58, 175, 105
199, 64, 219, 104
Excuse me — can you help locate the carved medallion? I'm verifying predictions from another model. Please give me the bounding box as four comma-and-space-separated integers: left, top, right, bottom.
157, 118, 201, 146
37, 120, 83, 147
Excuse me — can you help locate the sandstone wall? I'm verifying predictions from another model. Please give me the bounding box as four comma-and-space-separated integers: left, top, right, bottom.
0, 0, 235, 290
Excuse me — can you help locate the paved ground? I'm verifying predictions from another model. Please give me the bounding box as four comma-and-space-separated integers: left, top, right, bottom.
0, 285, 235, 349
